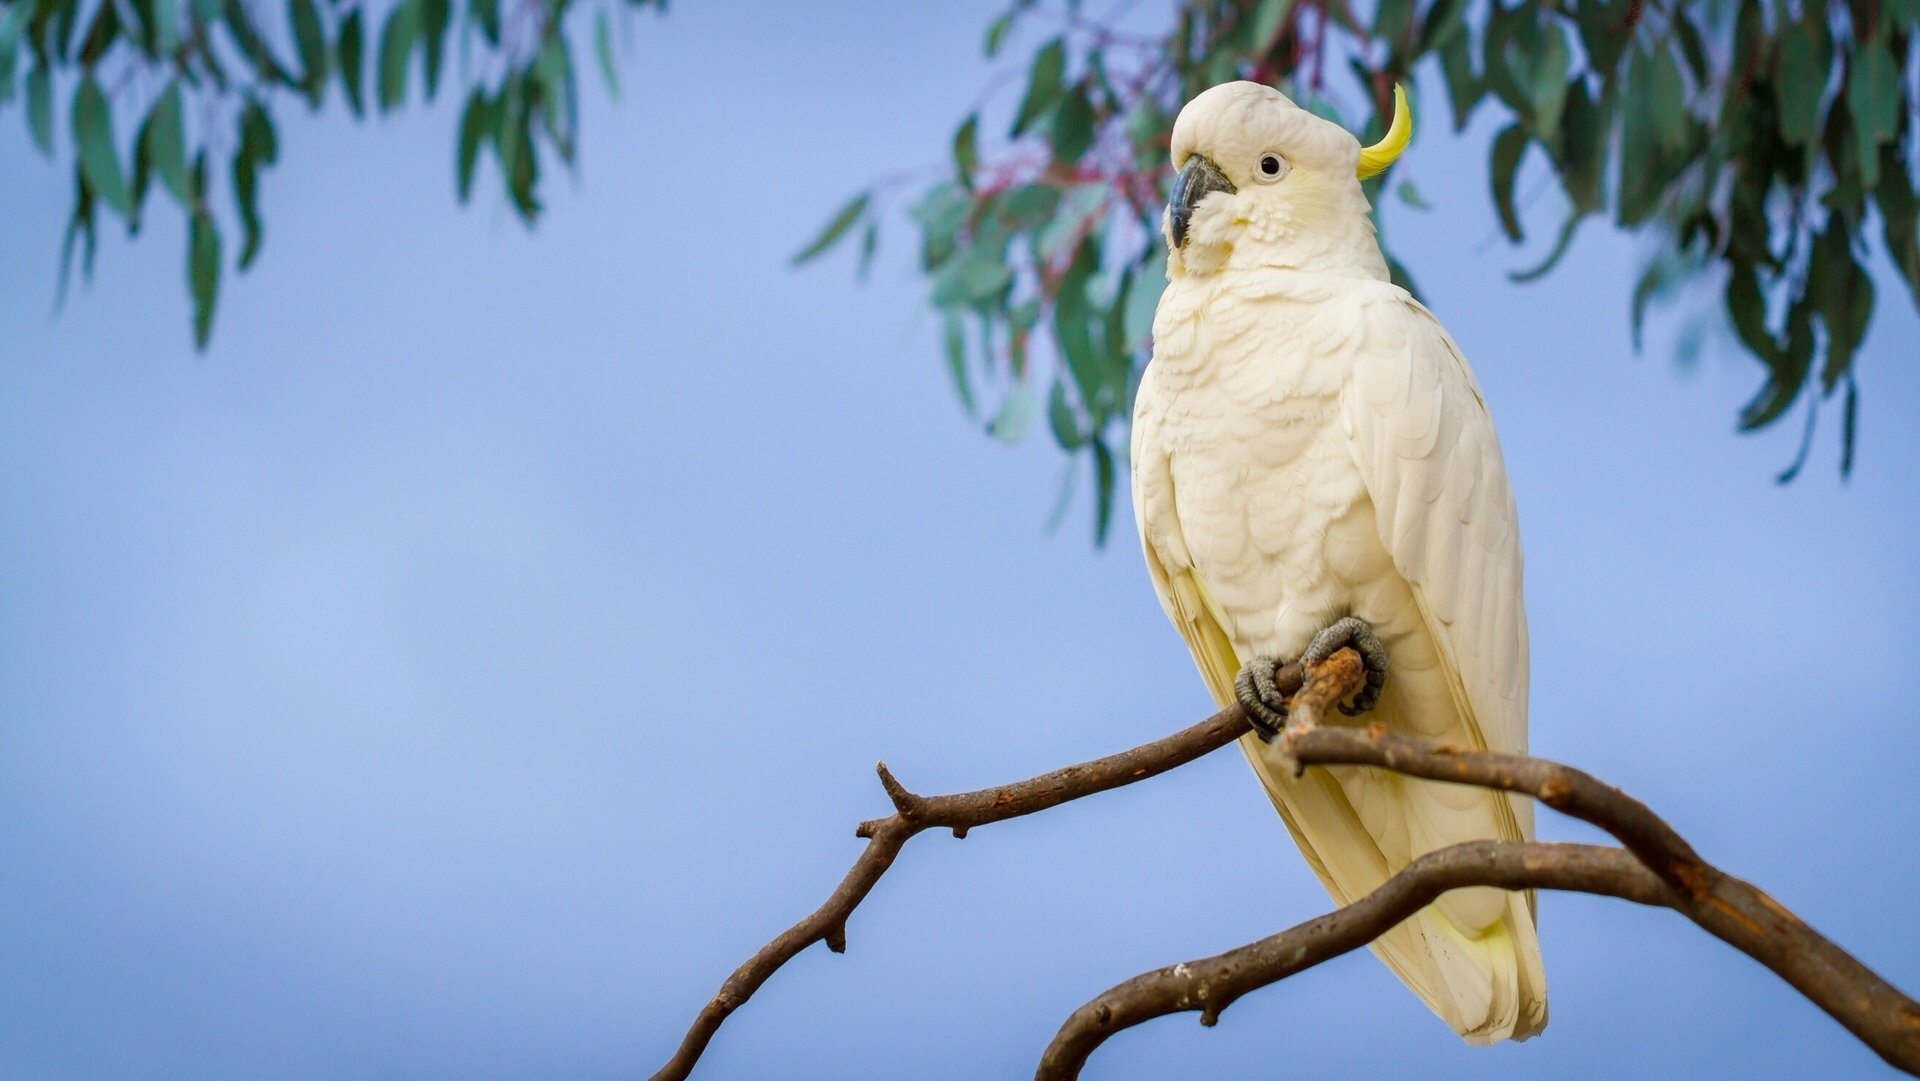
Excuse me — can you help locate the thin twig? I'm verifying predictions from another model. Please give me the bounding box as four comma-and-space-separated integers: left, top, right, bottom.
646, 645, 1367, 1081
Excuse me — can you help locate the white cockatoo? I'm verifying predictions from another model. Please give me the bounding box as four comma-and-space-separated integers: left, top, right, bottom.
1130, 81, 1546, 1042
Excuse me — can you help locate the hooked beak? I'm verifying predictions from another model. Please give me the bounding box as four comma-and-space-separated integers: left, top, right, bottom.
1166, 154, 1235, 249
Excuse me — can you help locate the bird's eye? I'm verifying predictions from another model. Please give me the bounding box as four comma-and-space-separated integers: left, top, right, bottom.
1255, 154, 1287, 182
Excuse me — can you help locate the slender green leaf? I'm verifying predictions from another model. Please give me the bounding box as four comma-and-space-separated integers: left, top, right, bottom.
188, 210, 221, 348
376, 0, 420, 111
144, 82, 190, 205
943, 311, 976, 418
1489, 122, 1528, 242
792, 192, 870, 266
1089, 436, 1115, 545
1011, 37, 1065, 137
291, 0, 326, 101
594, 10, 619, 99
1047, 379, 1084, 449
73, 75, 132, 218
456, 88, 491, 201
986, 382, 1038, 444
339, 9, 366, 116
420, 0, 450, 99
952, 114, 978, 188
26, 62, 53, 156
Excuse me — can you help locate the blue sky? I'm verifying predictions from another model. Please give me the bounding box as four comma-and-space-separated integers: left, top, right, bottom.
3, 3, 1918, 1078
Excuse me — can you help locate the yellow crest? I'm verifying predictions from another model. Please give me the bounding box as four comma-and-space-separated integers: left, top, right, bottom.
1356, 84, 1412, 180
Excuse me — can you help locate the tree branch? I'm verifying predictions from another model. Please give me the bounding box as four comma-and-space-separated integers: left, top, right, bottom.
647, 650, 1364, 1081
651, 647, 1920, 1080
1039, 725, 1920, 1079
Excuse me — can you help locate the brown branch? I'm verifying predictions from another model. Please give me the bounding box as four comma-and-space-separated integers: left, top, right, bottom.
1039, 726, 1920, 1080
647, 644, 1368, 1081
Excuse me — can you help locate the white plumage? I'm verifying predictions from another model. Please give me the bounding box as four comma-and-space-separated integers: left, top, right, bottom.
1130, 81, 1546, 1042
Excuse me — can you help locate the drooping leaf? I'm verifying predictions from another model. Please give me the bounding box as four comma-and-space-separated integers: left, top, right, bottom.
792, 192, 871, 266
26, 61, 53, 156
456, 88, 492, 201
1489, 122, 1528, 242
943, 311, 976, 418
952, 113, 979, 188
1047, 379, 1085, 449
594, 10, 619, 99
338, 9, 366, 116
1011, 37, 1066, 137
420, 0, 450, 99
143, 82, 190, 205
290, 0, 326, 102
376, 0, 421, 111
188, 209, 221, 348
72, 75, 132, 218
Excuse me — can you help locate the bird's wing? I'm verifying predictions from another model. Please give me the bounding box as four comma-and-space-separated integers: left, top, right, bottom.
1340, 284, 1531, 826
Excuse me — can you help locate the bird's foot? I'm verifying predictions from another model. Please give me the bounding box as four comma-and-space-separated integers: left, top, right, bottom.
1233, 656, 1294, 742
1304, 616, 1389, 717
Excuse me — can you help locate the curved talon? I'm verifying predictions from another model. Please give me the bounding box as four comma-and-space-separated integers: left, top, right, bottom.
1234, 657, 1292, 740
1304, 616, 1390, 716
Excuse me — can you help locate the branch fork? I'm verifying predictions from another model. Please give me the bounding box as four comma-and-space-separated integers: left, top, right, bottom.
651, 650, 1920, 1080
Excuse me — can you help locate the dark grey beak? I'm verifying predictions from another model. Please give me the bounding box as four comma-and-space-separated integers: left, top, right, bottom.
1167, 155, 1236, 248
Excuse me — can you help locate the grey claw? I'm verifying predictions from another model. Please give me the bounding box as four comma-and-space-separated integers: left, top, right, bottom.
1234, 657, 1292, 740
1304, 616, 1390, 717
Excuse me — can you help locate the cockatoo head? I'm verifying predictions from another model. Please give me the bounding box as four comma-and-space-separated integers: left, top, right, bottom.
1163, 81, 1410, 275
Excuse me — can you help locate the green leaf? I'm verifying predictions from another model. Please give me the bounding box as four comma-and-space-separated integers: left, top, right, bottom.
931, 254, 1012, 311
1046, 379, 1085, 449
26, 61, 52, 156
339, 9, 366, 116
943, 311, 976, 418
188, 209, 220, 348
152, 0, 180, 55
473, 0, 499, 44
1809, 223, 1874, 393
984, 11, 1013, 58
221, 0, 289, 84
77, 0, 118, 66
1774, 16, 1830, 145
1876, 143, 1920, 304
1840, 376, 1858, 478
1437, 27, 1481, 130
1120, 247, 1165, 352
952, 113, 978, 188
1035, 183, 1106, 265
1554, 76, 1608, 213
57, 163, 98, 308
1575, 0, 1627, 73
144, 82, 190, 205
1011, 37, 1065, 137
793, 192, 870, 266
1089, 436, 1115, 545
594, 10, 619, 99
456, 88, 491, 201
0, 8, 20, 106
986, 382, 1038, 444
535, 34, 576, 155
1508, 214, 1581, 283
497, 78, 539, 219
1395, 179, 1431, 210
1489, 122, 1528, 242
421, 0, 450, 99
1738, 292, 1812, 431
232, 99, 275, 268
1048, 84, 1095, 162
1645, 45, 1688, 153
1525, 22, 1571, 138
73, 75, 132, 219
1846, 36, 1899, 152
376, 0, 420, 111
291, 0, 326, 102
